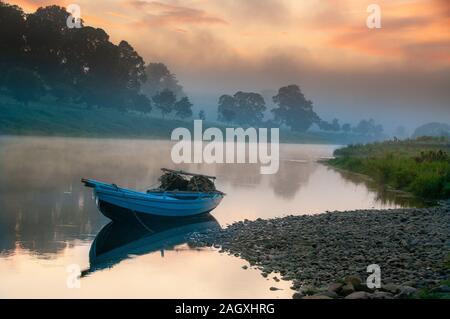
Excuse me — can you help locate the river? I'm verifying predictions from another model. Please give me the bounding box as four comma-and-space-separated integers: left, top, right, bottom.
0, 136, 422, 298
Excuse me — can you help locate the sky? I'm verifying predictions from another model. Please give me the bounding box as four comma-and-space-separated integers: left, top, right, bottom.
11, 0, 450, 132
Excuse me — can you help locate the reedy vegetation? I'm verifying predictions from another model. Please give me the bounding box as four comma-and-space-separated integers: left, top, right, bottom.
329, 137, 450, 199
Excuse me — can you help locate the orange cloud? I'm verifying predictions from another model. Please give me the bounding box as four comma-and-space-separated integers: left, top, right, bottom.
128, 1, 228, 27
319, 0, 450, 66
11, 0, 66, 12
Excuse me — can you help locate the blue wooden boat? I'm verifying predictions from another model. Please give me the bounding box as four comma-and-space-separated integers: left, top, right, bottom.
82, 169, 225, 222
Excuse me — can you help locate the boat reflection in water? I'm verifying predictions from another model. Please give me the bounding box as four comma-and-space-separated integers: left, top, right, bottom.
82, 203, 221, 277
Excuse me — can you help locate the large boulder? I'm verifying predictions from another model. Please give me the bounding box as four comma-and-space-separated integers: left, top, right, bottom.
345, 291, 371, 299
340, 283, 355, 296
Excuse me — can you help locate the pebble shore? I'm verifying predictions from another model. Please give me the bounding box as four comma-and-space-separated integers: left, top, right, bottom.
189, 203, 450, 299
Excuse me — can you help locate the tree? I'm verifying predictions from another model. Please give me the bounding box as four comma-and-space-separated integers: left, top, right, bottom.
152, 89, 176, 118
318, 120, 333, 131
7, 67, 45, 105
218, 94, 237, 123
217, 92, 266, 126
132, 93, 152, 114
353, 119, 384, 136
0, 2, 27, 82
0, 4, 147, 112
199, 110, 206, 121
25, 6, 74, 85
117, 40, 147, 92
143, 63, 184, 98
174, 97, 193, 119
272, 85, 320, 132
342, 123, 352, 133
233, 91, 266, 125
331, 118, 340, 131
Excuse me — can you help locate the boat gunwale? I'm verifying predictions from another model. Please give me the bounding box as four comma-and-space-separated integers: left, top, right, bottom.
95, 187, 224, 204
83, 178, 225, 194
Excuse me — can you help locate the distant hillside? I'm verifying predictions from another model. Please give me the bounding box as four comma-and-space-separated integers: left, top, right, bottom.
413, 122, 450, 138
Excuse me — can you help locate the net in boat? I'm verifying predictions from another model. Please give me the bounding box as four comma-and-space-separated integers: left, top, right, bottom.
158, 172, 216, 192
158, 172, 189, 191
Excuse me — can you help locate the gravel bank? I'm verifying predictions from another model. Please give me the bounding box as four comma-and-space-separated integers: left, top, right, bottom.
189, 204, 450, 298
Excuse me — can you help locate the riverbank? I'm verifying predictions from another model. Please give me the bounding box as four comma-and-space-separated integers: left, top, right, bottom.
328, 138, 450, 200
0, 94, 375, 144
189, 204, 450, 299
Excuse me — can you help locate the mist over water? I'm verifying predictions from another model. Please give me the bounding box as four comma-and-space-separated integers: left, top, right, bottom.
0, 136, 424, 298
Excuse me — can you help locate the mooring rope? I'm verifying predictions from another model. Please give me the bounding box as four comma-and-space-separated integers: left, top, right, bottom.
133, 210, 155, 233
116, 184, 154, 233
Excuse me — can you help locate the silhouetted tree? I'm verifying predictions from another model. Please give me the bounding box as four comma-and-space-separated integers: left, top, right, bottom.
152, 89, 176, 118
318, 120, 332, 131
143, 63, 184, 98
0, 3, 148, 111
25, 6, 74, 85
218, 94, 237, 123
233, 91, 266, 125
331, 118, 340, 131
174, 97, 193, 119
6, 67, 45, 105
199, 110, 206, 121
217, 92, 266, 125
353, 119, 384, 136
0, 2, 27, 82
342, 123, 352, 133
117, 40, 147, 92
131, 93, 152, 114
272, 85, 320, 132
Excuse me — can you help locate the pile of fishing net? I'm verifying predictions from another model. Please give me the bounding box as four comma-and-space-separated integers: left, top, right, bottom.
158, 172, 216, 192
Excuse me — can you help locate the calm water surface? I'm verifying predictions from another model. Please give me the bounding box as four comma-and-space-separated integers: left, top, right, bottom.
0, 136, 422, 298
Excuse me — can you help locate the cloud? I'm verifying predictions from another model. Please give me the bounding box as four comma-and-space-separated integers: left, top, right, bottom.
128, 1, 228, 27
12, 0, 67, 12
322, 1, 450, 65
434, 0, 450, 15
216, 0, 293, 25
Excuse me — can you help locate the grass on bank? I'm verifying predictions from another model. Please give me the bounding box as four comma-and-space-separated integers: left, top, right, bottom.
328, 137, 450, 200
1, 93, 379, 144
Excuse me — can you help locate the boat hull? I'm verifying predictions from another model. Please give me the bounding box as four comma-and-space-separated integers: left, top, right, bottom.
97, 200, 216, 223
83, 179, 223, 222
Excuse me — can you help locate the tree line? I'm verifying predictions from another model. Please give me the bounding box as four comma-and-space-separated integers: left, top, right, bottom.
0, 2, 383, 136
217, 84, 384, 136
0, 2, 193, 119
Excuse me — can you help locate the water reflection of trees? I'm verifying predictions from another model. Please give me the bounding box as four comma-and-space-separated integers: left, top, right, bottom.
0, 138, 333, 257
329, 167, 428, 207
270, 160, 317, 199
216, 163, 262, 188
